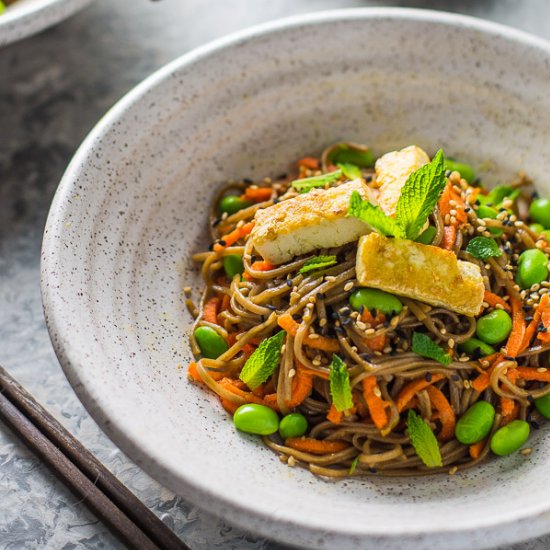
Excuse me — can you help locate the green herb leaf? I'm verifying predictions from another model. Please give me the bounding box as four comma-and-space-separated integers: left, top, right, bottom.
239, 331, 285, 389
348, 191, 405, 238
486, 185, 520, 206
411, 332, 452, 366
299, 255, 338, 275
337, 163, 362, 180
407, 409, 443, 468
396, 149, 447, 240
465, 236, 503, 260
329, 354, 354, 412
328, 144, 374, 168
348, 456, 359, 475
291, 170, 342, 193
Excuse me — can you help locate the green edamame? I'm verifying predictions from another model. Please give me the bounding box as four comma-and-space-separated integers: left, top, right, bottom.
445, 158, 475, 183
530, 223, 545, 234
415, 225, 437, 245
535, 393, 550, 419
476, 204, 502, 237
223, 254, 244, 278
475, 310, 512, 345
529, 198, 550, 228
455, 401, 496, 444
349, 288, 403, 315
458, 338, 496, 358
490, 420, 530, 456
279, 413, 308, 439
516, 249, 549, 289
233, 404, 279, 435
194, 326, 229, 359
219, 195, 252, 216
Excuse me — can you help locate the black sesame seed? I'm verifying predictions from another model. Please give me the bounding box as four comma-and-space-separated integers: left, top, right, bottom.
425, 372, 433, 382
368, 467, 377, 474
464, 207, 472, 213
531, 420, 541, 430
334, 326, 344, 334
277, 173, 288, 180
208, 242, 215, 251
471, 348, 482, 360
243, 178, 253, 184
445, 170, 452, 177
364, 175, 373, 183
251, 255, 257, 263
286, 280, 293, 288
316, 293, 323, 300
525, 316, 534, 323
265, 304, 277, 311
211, 217, 221, 227
359, 305, 365, 315
292, 313, 301, 321
359, 353, 372, 361
370, 308, 377, 319
273, 198, 279, 204
451, 374, 461, 382
340, 307, 351, 317
330, 311, 339, 320
527, 395, 535, 404
532, 191, 540, 199
218, 240, 226, 246
504, 355, 515, 361
341, 317, 352, 326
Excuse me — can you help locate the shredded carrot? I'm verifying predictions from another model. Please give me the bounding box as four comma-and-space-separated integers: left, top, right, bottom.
440, 225, 457, 250
483, 290, 511, 312
220, 294, 231, 312
538, 308, 550, 344
277, 314, 340, 352
469, 440, 485, 459
438, 182, 467, 226
501, 402, 520, 425
362, 377, 389, 430
300, 367, 330, 380
515, 366, 550, 382
188, 362, 225, 382
285, 367, 313, 408
425, 385, 456, 441
471, 353, 504, 392
365, 333, 388, 352
242, 187, 273, 202
243, 260, 277, 280
213, 221, 255, 252
203, 296, 220, 324
500, 396, 516, 418
219, 377, 279, 411
285, 437, 349, 454
505, 296, 526, 358
220, 397, 239, 415
523, 294, 548, 349
327, 404, 343, 424
396, 374, 445, 412
297, 157, 320, 170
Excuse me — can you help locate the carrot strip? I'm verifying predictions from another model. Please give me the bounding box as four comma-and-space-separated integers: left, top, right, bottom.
220, 398, 239, 415
220, 294, 231, 312
440, 225, 457, 250
297, 157, 320, 170
425, 385, 456, 441
438, 182, 467, 225
365, 333, 388, 352
515, 366, 550, 382
523, 294, 549, 348
483, 290, 511, 312
213, 222, 255, 252
285, 437, 349, 455
362, 377, 389, 430
243, 260, 277, 280
277, 314, 340, 352
506, 296, 526, 358
243, 187, 273, 202
188, 362, 226, 382
220, 378, 279, 411
538, 308, 550, 344
501, 402, 520, 426
500, 396, 516, 418
469, 440, 485, 459
286, 367, 313, 408
203, 296, 220, 324
470, 352, 505, 392
396, 374, 445, 412
327, 405, 343, 424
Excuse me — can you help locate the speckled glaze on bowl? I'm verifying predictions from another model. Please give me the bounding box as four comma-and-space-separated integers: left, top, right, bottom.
41, 9, 550, 550
0, 0, 95, 46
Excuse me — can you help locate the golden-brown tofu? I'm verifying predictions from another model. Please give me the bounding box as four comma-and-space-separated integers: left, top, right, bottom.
251, 180, 371, 264
375, 145, 430, 216
356, 233, 484, 317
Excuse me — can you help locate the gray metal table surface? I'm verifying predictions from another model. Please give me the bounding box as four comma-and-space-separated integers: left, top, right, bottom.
1, 0, 550, 548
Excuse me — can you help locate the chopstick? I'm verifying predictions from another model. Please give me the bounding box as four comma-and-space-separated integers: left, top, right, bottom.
0, 365, 189, 550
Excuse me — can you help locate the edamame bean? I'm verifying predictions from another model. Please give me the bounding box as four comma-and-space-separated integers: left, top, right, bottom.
476, 204, 502, 236
530, 223, 545, 234
490, 420, 530, 456
458, 338, 496, 357
529, 198, 550, 228
233, 404, 279, 435
516, 249, 549, 289
535, 394, 550, 419
415, 225, 437, 245
219, 195, 252, 215
455, 401, 496, 444
476, 310, 512, 345
279, 413, 308, 439
445, 158, 475, 183
223, 254, 244, 278
542, 230, 550, 241
194, 326, 229, 359
349, 288, 403, 315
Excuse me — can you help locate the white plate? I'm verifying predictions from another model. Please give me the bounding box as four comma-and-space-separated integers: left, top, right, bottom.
0, 0, 94, 46
41, 9, 550, 550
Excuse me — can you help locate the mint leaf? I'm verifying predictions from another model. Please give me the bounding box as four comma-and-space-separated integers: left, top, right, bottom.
486, 185, 520, 205
407, 409, 443, 468
395, 149, 447, 240
465, 236, 502, 260
299, 255, 338, 275
292, 170, 342, 193
338, 163, 362, 180
412, 332, 452, 366
329, 354, 354, 412
239, 331, 285, 389
348, 191, 405, 238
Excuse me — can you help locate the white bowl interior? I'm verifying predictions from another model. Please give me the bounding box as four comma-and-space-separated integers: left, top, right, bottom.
42, 10, 550, 550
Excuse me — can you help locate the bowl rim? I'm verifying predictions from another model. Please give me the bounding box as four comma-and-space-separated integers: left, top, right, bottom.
41, 7, 550, 548
0, 0, 95, 47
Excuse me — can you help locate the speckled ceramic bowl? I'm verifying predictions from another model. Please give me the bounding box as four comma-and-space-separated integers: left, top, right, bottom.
41, 9, 550, 550
0, 0, 95, 46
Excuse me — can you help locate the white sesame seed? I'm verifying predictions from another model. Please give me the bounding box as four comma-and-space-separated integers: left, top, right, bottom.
287, 456, 297, 467
440, 328, 447, 335
344, 282, 354, 292
459, 356, 471, 362
449, 466, 458, 475
448, 338, 455, 349
312, 358, 321, 366
288, 368, 296, 378
477, 219, 487, 226
463, 380, 471, 389
325, 276, 336, 283
308, 333, 320, 339
537, 367, 548, 373
520, 448, 533, 456
356, 321, 367, 330
319, 318, 327, 327
373, 387, 382, 398
365, 328, 376, 335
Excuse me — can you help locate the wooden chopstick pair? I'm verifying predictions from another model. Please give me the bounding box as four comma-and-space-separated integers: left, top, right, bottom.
0, 365, 189, 550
